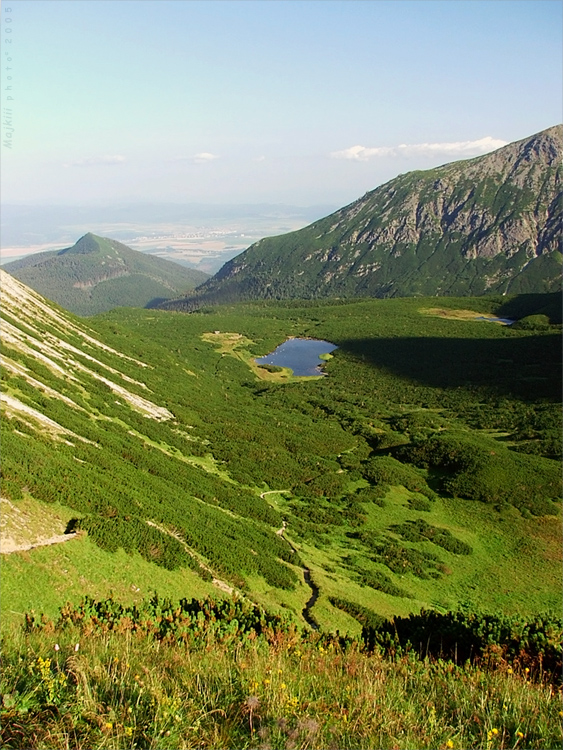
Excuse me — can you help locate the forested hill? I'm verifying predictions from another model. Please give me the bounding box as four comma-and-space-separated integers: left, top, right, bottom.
164, 125, 562, 310
3, 233, 208, 316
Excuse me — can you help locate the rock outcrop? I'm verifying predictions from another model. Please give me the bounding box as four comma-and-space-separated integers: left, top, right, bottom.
167, 125, 562, 307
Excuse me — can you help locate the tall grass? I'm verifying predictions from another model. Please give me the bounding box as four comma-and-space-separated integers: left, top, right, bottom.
2, 625, 561, 750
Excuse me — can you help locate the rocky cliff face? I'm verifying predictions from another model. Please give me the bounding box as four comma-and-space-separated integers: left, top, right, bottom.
171, 125, 561, 307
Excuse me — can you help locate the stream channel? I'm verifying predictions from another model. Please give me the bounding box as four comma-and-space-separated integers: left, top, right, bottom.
279, 527, 319, 630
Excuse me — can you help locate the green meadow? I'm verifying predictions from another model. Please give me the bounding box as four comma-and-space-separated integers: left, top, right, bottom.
3, 292, 561, 626
2, 290, 561, 748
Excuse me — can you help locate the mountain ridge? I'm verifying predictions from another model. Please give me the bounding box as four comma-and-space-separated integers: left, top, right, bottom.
3, 233, 209, 316
165, 125, 562, 309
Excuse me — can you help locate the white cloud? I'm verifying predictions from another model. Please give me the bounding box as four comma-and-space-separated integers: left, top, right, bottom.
69, 155, 126, 167
330, 136, 508, 161
192, 152, 220, 164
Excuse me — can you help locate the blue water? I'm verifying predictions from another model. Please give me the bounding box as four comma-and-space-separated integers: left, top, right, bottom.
255, 338, 338, 377
475, 316, 514, 325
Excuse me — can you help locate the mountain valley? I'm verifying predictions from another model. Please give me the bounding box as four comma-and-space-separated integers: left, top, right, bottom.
1, 269, 561, 630
1, 128, 562, 750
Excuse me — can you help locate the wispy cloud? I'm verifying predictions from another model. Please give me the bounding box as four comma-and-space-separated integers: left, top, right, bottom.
330, 137, 508, 161
69, 155, 126, 167
192, 152, 220, 164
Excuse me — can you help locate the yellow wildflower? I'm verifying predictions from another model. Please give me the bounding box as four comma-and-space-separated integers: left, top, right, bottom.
446, 741, 454, 748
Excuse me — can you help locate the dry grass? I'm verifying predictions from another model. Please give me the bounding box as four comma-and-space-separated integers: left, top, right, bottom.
1, 627, 561, 750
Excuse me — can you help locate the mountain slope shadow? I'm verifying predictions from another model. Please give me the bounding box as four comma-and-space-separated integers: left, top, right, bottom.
335, 333, 561, 401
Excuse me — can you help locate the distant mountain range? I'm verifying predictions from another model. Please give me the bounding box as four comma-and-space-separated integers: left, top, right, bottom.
3, 233, 209, 316
163, 125, 562, 309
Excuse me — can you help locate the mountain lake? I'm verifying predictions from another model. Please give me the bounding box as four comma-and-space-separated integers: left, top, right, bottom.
255, 338, 338, 376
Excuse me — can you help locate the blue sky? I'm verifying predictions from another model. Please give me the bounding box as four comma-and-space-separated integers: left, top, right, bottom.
1, 0, 561, 206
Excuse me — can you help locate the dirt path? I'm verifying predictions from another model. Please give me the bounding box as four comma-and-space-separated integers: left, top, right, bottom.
146, 520, 235, 595
260, 489, 290, 499
1, 533, 78, 555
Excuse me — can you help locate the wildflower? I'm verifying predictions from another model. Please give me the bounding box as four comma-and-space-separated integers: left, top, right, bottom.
74, 643, 80, 652
124, 727, 133, 737
263, 679, 270, 685
491, 728, 498, 735
104, 722, 113, 730
507, 667, 513, 674
54, 644, 60, 652
524, 667, 529, 673
446, 741, 454, 749
516, 732, 524, 739
281, 682, 287, 689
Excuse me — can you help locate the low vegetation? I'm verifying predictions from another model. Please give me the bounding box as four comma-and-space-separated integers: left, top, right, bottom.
1, 277, 561, 748
1, 595, 561, 750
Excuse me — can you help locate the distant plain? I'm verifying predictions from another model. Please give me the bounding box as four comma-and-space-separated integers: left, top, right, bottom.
0, 203, 336, 273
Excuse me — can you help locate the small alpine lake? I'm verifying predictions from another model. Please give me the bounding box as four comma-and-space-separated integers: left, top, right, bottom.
255, 338, 338, 377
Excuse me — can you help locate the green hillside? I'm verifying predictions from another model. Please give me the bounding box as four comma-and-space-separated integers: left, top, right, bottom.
3, 233, 208, 316
1, 271, 561, 748
1, 270, 561, 632
168, 125, 562, 309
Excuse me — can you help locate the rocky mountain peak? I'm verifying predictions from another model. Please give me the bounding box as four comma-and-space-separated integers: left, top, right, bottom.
168, 125, 561, 307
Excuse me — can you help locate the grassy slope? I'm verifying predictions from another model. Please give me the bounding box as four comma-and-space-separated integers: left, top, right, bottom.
1, 292, 561, 635
2, 623, 561, 750
90, 296, 563, 624
2, 290, 561, 750
1, 534, 217, 627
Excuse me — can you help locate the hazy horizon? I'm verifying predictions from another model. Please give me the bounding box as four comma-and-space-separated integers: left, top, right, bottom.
1, 0, 561, 209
